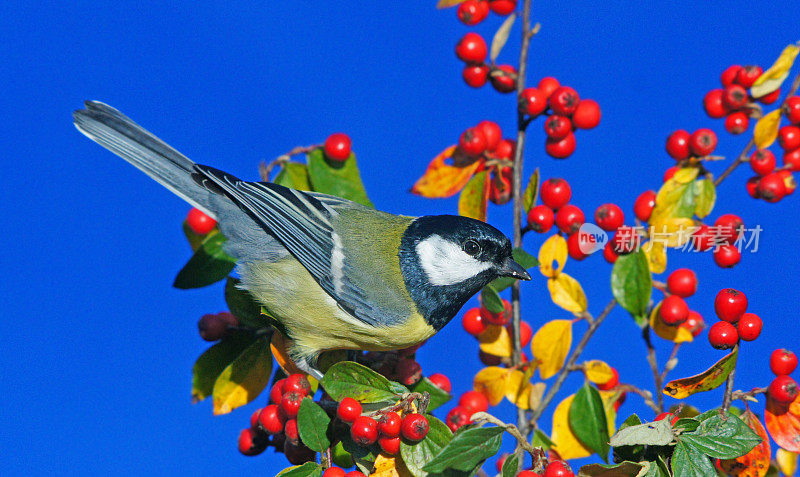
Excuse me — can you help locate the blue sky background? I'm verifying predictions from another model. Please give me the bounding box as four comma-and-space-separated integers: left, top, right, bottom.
2, 1, 799, 474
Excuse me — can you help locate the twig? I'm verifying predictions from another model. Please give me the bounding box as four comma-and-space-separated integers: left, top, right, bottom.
721, 345, 739, 413
642, 326, 664, 412
660, 343, 681, 383
617, 383, 660, 414
731, 387, 767, 403
471, 412, 538, 456
529, 299, 617, 425
258, 144, 321, 181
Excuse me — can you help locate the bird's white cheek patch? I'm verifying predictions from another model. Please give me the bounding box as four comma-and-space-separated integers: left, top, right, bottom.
416, 235, 493, 286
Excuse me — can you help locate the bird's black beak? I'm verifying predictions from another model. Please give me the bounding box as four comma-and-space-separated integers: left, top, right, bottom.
497, 257, 532, 281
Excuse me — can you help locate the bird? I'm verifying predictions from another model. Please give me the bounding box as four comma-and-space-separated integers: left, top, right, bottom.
73, 101, 531, 379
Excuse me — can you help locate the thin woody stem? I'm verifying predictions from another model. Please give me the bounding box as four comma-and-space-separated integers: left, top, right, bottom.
721, 345, 739, 413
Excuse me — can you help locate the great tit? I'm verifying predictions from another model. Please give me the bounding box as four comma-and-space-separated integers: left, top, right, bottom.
73, 101, 531, 378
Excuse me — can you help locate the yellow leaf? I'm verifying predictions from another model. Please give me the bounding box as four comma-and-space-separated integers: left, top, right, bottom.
531, 319, 573, 379
777, 448, 798, 476
411, 145, 483, 198
649, 302, 694, 344
598, 389, 621, 436
754, 109, 783, 149
505, 370, 534, 409
458, 170, 490, 222
436, 0, 466, 8
751, 44, 800, 98
584, 360, 615, 385
478, 324, 513, 358
547, 273, 588, 313
529, 382, 546, 411
649, 217, 695, 248
538, 234, 567, 278
473, 366, 509, 406
650, 168, 698, 226
371, 454, 414, 477
642, 240, 667, 274
212, 337, 272, 415
551, 395, 592, 459
673, 167, 700, 184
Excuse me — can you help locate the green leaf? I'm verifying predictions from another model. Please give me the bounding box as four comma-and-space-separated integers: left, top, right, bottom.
173, 231, 235, 289
489, 247, 539, 291
422, 426, 504, 473
211, 337, 272, 415
578, 461, 647, 477
276, 462, 323, 477
671, 440, 716, 477
522, 168, 540, 212
275, 162, 312, 191
679, 413, 762, 459
609, 418, 674, 447
642, 457, 670, 477
672, 418, 700, 434
400, 416, 455, 477
619, 414, 642, 429
569, 381, 610, 461
297, 397, 331, 452
331, 440, 354, 468
224, 277, 267, 327
307, 148, 373, 207
182, 220, 206, 251
321, 361, 407, 403
694, 178, 716, 218
610, 250, 652, 327
480, 285, 505, 313
532, 429, 554, 450
191, 332, 256, 403
411, 377, 452, 412
501, 452, 520, 477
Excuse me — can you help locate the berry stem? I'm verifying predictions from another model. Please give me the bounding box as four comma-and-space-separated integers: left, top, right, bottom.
471, 411, 539, 456
731, 386, 768, 403
721, 344, 739, 413
641, 325, 665, 412
617, 383, 660, 414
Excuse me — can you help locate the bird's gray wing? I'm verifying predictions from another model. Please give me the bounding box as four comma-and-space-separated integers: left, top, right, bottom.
193, 165, 395, 327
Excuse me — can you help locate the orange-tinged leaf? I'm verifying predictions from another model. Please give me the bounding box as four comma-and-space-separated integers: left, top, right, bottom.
478, 324, 513, 358
584, 360, 615, 385
458, 170, 490, 221
551, 394, 592, 459
751, 44, 800, 98
777, 448, 798, 476
531, 319, 572, 379
473, 366, 509, 406
436, 0, 466, 8
547, 273, 588, 314
212, 337, 271, 415
754, 110, 783, 149
270, 331, 304, 376
538, 234, 567, 278
718, 410, 771, 477
411, 145, 482, 198
649, 302, 694, 344
371, 454, 413, 477
766, 393, 800, 453
662, 347, 738, 399
505, 369, 534, 409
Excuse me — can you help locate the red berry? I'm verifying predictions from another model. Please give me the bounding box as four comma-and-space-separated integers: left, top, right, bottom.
692, 224, 715, 252
537, 77, 560, 99
462, 307, 488, 336
779, 125, 800, 151
596, 367, 619, 391
455, 33, 487, 64
198, 312, 237, 342
566, 232, 587, 261
527, 204, 555, 233
735, 65, 763, 88
401, 414, 429, 442
779, 170, 797, 194
714, 244, 741, 268
281, 391, 303, 418
634, 190, 657, 222
324, 133, 352, 162
654, 412, 679, 426
379, 436, 401, 455
725, 112, 749, 135
722, 85, 749, 110
769, 375, 799, 403
462, 64, 490, 88
545, 131, 576, 159
446, 406, 472, 432
663, 166, 679, 182
284, 418, 299, 443
337, 397, 362, 423
659, 295, 689, 326
493, 138, 516, 159
345, 472, 367, 477
737, 312, 762, 341
770, 349, 798, 376
508, 320, 533, 347
750, 149, 776, 175
489, 65, 517, 93
666, 268, 697, 298
544, 460, 574, 477
351, 416, 379, 446
258, 404, 287, 434
397, 358, 422, 386
555, 204, 585, 235
714, 214, 744, 245
378, 411, 402, 438
757, 172, 787, 203
595, 203, 624, 231
459, 390, 489, 413
549, 86, 580, 116
540, 178, 571, 209
457, 0, 490, 25
484, 299, 511, 325
666, 130, 691, 160
544, 115, 572, 139
489, 0, 517, 15
721, 65, 742, 87
703, 89, 729, 118
495, 454, 509, 473
758, 88, 781, 104
603, 241, 618, 263
250, 408, 261, 428
784, 96, 800, 124
708, 321, 739, 350
323, 468, 346, 477
611, 226, 640, 255
517, 471, 543, 477
476, 120, 502, 152
428, 373, 452, 393
519, 87, 547, 116
186, 208, 217, 234
785, 148, 800, 171
680, 311, 706, 337
572, 99, 601, 129
238, 428, 266, 456
714, 288, 748, 323
459, 127, 488, 156
689, 128, 717, 156
284, 374, 312, 396
746, 176, 761, 199
489, 166, 513, 205
270, 378, 286, 404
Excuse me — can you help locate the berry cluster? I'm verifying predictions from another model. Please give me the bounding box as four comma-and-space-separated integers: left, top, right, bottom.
519, 78, 601, 158
656, 269, 706, 336
456, 32, 518, 93
323, 133, 352, 162
336, 398, 429, 454
456, 120, 517, 204
456, 0, 516, 26
461, 300, 532, 365
746, 148, 797, 203
446, 390, 490, 433
665, 128, 718, 162
768, 348, 799, 403
495, 453, 575, 476
707, 289, 762, 350
322, 468, 365, 477
703, 65, 775, 134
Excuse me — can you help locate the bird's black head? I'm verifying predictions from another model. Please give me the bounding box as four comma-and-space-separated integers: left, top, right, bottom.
398, 215, 531, 331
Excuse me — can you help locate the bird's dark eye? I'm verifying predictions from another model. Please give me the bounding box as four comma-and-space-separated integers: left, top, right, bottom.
463, 239, 481, 256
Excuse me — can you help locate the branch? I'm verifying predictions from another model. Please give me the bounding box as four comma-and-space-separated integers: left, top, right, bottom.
618, 383, 660, 414
731, 386, 767, 403
642, 326, 664, 413
471, 412, 538, 456
258, 144, 321, 181
660, 343, 681, 384
721, 344, 739, 413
